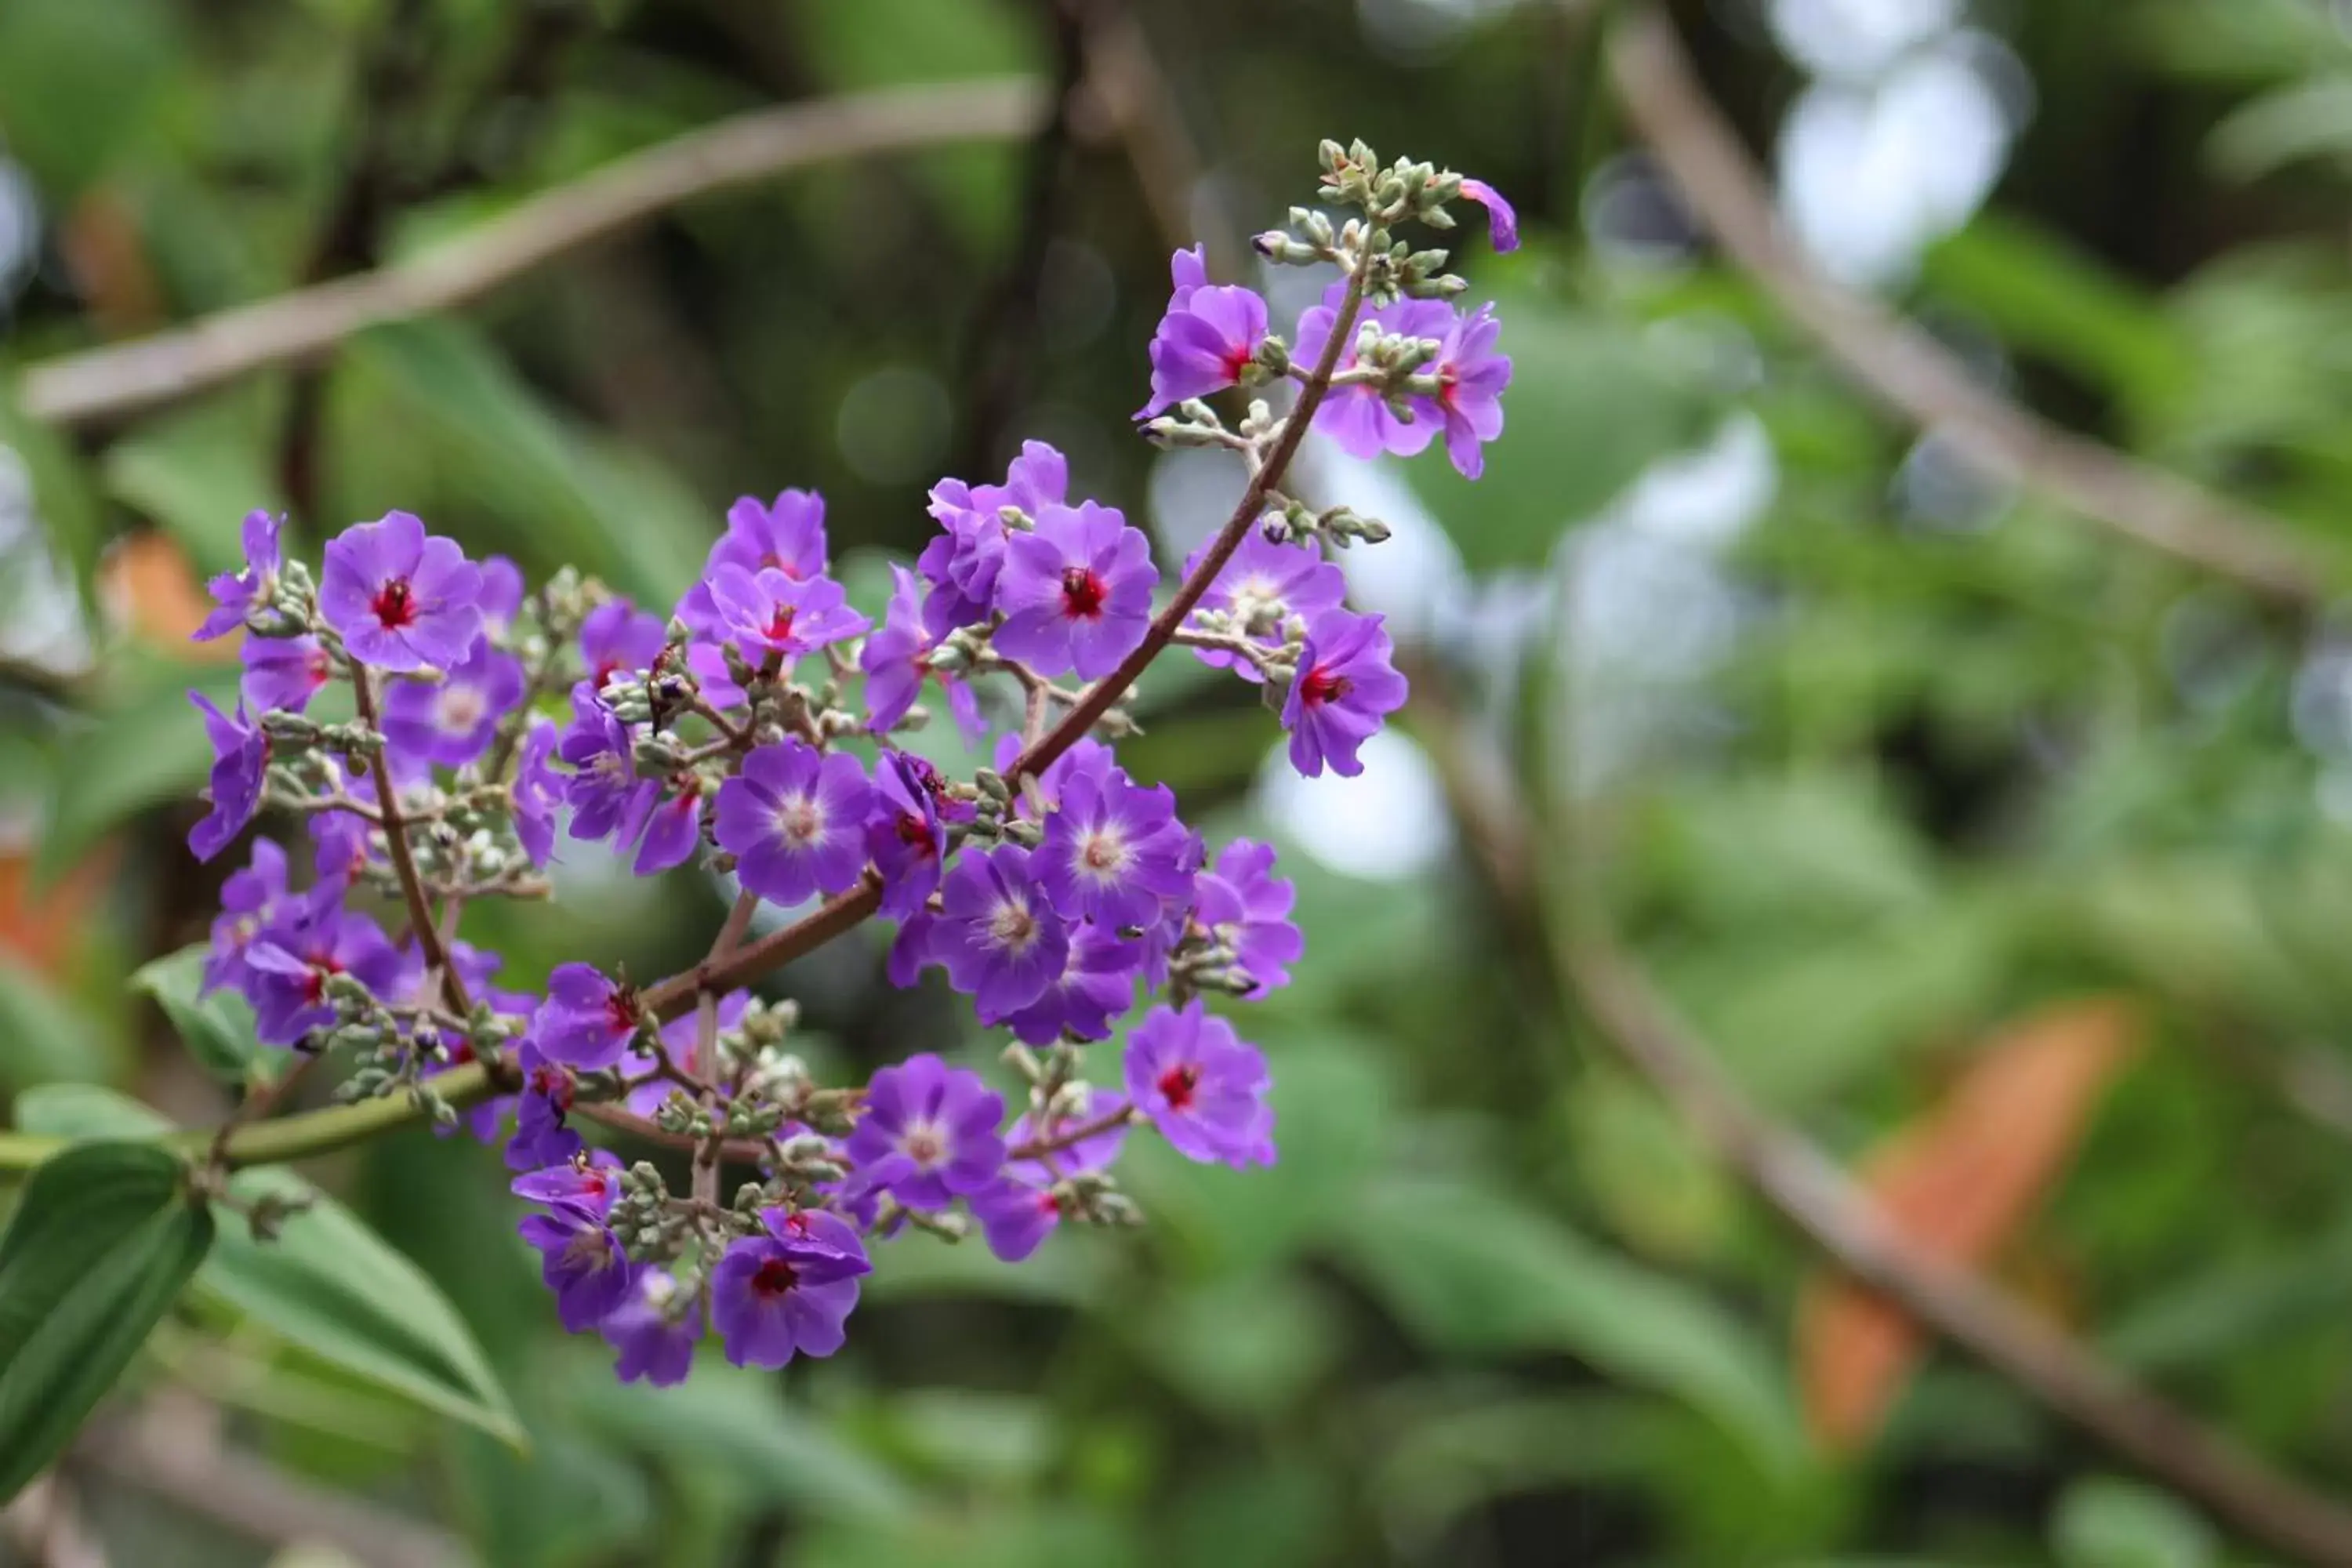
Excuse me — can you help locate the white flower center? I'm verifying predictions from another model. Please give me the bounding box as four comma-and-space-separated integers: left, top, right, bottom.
775, 794, 824, 848
898, 1120, 947, 1169
1077, 826, 1130, 881
1230, 577, 1287, 634
434, 684, 487, 736
989, 897, 1040, 954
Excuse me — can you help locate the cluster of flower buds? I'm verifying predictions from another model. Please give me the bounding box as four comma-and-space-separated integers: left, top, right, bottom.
180, 143, 1511, 1383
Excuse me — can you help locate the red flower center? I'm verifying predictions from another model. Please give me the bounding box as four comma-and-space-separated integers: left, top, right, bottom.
299, 951, 346, 1004
896, 811, 935, 853
764, 604, 797, 643
1298, 664, 1351, 707
371, 578, 418, 630
306, 648, 332, 688
603, 985, 639, 1036
1156, 1063, 1200, 1112
1060, 566, 1108, 620
751, 1256, 798, 1298
1221, 341, 1254, 382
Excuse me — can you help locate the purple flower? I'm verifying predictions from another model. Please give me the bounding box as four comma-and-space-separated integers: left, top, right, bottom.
993, 502, 1156, 681
512, 718, 561, 866
844, 1053, 1005, 1210
557, 688, 657, 848
1459, 177, 1521, 253
189, 693, 267, 862
511, 1152, 623, 1215
1141, 282, 1270, 416
1166, 244, 1208, 309
193, 510, 283, 642
935, 844, 1070, 1018
319, 511, 484, 673
1125, 1000, 1275, 1167
633, 778, 709, 876
1185, 532, 1346, 683
1195, 838, 1302, 996
1430, 303, 1510, 480
240, 891, 399, 1046
602, 1269, 701, 1385
506, 1043, 583, 1170
623, 991, 750, 1116
1001, 924, 1142, 1046
862, 564, 982, 740
719, 490, 830, 582
240, 633, 334, 714
1280, 608, 1409, 779
704, 564, 869, 663
383, 639, 525, 769
1293, 284, 1454, 461
714, 741, 873, 908
203, 837, 289, 994
971, 1176, 1060, 1262
477, 556, 526, 637
1036, 762, 1196, 929
866, 750, 947, 919
919, 441, 1069, 637
579, 600, 666, 692
993, 732, 1115, 818
532, 963, 642, 1071
708, 1208, 870, 1369
520, 1203, 637, 1332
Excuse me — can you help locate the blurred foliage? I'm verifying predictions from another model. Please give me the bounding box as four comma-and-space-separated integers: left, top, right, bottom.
7, 0, 2352, 1563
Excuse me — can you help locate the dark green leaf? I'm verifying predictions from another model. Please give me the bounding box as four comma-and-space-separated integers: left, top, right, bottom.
101, 387, 286, 576
38, 658, 243, 883
130, 943, 261, 1082
13, 1085, 523, 1446
0, 1140, 212, 1502
1330, 1174, 1805, 1472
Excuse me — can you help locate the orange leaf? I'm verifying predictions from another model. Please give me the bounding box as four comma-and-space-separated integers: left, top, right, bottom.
100, 532, 238, 658
1797, 996, 2143, 1452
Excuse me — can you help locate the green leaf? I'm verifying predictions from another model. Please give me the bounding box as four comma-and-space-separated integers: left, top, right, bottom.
0, 0, 175, 196
2053, 1476, 2216, 1568
0, 1140, 213, 1502
568, 1362, 913, 1523
1330, 1174, 1805, 1472
102, 387, 285, 576
0, 953, 111, 1090
1405, 263, 1719, 572
131, 943, 260, 1082
13, 1085, 524, 1447
339, 319, 703, 608
38, 658, 244, 883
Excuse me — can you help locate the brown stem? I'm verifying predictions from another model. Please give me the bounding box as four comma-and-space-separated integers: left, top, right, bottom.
1008, 1104, 1135, 1163
350, 670, 473, 1016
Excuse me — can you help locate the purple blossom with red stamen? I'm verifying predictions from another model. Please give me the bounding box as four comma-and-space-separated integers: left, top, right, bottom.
918, 441, 1069, 637
1140, 278, 1270, 416
703, 564, 869, 663
557, 688, 656, 849
532, 963, 644, 1071
241, 633, 333, 714
1279, 608, 1409, 779
1429, 302, 1510, 480
677, 490, 831, 633
632, 778, 709, 876
319, 510, 483, 672
1001, 923, 1142, 1046
866, 750, 948, 919
507, 1041, 583, 1171
708, 1208, 869, 1369
993, 501, 1156, 681
202, 838, 289, 994
240, 889, 401, 1047
1125, 1000, 1276, 1167
579, 600, 666, 692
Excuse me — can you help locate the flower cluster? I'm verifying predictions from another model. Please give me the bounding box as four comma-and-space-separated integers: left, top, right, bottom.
180, 142, 1508, 1384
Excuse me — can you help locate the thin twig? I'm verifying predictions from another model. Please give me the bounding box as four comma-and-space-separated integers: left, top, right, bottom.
1410, 672, 2352, 1566
17, 80, 1048, 428
350, 670, 472, 1016
1602, 5, 2332, 610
